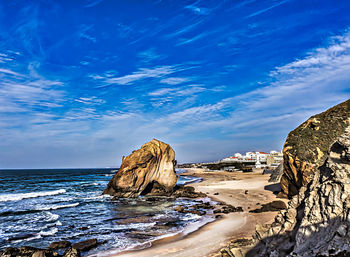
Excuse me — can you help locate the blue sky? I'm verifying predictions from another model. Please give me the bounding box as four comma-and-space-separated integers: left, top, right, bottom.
0, 0, 350, 168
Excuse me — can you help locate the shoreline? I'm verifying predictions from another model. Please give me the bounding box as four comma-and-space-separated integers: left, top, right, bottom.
107, 168, 284, 257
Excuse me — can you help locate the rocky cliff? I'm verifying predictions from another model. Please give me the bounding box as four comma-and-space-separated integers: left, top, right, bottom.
249, 129, 350, 257
281, 99, 350, 197
103, 139, 178, 198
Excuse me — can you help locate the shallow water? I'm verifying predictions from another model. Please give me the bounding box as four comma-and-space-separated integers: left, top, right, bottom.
0, 168, 213, 256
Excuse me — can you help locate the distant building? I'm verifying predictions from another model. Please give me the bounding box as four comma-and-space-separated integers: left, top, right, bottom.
266, 150, 283, 165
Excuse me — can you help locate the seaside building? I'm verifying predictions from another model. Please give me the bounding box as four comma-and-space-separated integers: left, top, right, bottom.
266, 150, 283, 165
220, 150, 282, 169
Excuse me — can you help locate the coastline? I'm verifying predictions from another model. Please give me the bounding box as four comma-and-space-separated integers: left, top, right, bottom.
108, 168, 285, 257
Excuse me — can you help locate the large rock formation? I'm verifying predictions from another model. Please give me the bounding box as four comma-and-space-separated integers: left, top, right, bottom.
248, 129, 350, 256
103, 139, 178, 198
281, 99, 350, 197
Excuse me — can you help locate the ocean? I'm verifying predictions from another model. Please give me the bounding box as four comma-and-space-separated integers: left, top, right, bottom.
0, 168, 214, 256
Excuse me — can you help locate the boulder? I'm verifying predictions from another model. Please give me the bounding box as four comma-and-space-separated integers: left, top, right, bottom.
103, 139, 178, 197
249, 200, 287, 213
0, 247, 58, 257
63, 248, 81, 257
72, 239, 98, 252
171, 186, 206, 198
281, 99, 350, 197
49, 241, 71, 249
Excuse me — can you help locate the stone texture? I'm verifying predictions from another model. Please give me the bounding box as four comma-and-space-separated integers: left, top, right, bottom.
247, 130, 350, 256
103, 139, 178, 198
71, 239, 97, 252
281, 99, 350, 197
0, 246, 58, 257
63, 248, 80, 257
48, 241, 71, 250
268, 163, 283, 183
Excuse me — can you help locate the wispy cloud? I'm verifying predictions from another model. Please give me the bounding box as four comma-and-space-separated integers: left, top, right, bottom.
149, 85, 205, 97
185, 5, 210, 15
138, 48, 164, 64
176, 31, 210, 46
92, 64, 197, 87
84, 0, 104, 8
160, 77, 189, 85
246, 0, 289, 18
78, 25, 97, 43
75, 96, 106, 105
99, 66, 175, 86
0, 68, 23, 77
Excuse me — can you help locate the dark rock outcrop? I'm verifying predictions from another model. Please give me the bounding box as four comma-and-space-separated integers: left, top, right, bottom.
104, 139, 178, 198
0, 246, 59, 257
249, 200, 287, 213
281, 99, 350, 197
71, 239, 98, 252
171, 185, 206, 198
49, 241, 71, 250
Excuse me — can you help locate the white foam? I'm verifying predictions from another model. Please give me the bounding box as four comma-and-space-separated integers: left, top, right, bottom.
0, 189, 66, 202
39, 227, 58, 236
83, 194, 112, 200
45, 212, 59, 222
10, 234, 42, 244
37, 202, 79, 211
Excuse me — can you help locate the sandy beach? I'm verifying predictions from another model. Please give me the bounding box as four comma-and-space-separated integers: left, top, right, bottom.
114, 168, 285, 257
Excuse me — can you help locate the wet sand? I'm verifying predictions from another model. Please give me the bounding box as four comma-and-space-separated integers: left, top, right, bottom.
114, 168, 284, 257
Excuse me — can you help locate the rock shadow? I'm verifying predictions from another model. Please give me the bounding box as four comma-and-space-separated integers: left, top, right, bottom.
243, 217, 350, 257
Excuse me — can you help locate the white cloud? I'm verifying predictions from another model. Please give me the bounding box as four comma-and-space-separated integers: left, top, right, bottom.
75, 96, 106, 104
149, 85, 206, 97
102, 66, 176, 85
0, 68, 23, 77
160, 77, 189, 85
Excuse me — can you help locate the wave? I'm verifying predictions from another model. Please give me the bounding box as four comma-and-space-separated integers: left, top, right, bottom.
83, 195, 112, 200
0, 189, 66, 202
8, 227, 58, 244
81, 182, 99, 187
45, 212, 59, 222
0, 203, 79, 217
39, 227, 58, 236
39, 202, 79, 211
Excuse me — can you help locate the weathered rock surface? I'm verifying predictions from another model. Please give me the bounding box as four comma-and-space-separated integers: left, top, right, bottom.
171, 185, 206, 198
247, 130, 350, 256
48, 241, 71, 250
71, 239, 98, 252
103, 139, 178, 198
281, 99, 350, 197
0, 246, 59, 257
268, 163, 283, 183
62, 248, 80, 257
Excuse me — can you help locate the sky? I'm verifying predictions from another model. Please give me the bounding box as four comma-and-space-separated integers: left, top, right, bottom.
0, 0, 350, 168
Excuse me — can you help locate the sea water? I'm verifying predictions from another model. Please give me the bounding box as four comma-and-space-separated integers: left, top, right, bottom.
0, 168, 213, 256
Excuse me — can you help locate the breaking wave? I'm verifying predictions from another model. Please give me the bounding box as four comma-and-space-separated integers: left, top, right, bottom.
0, 189, 66, 202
